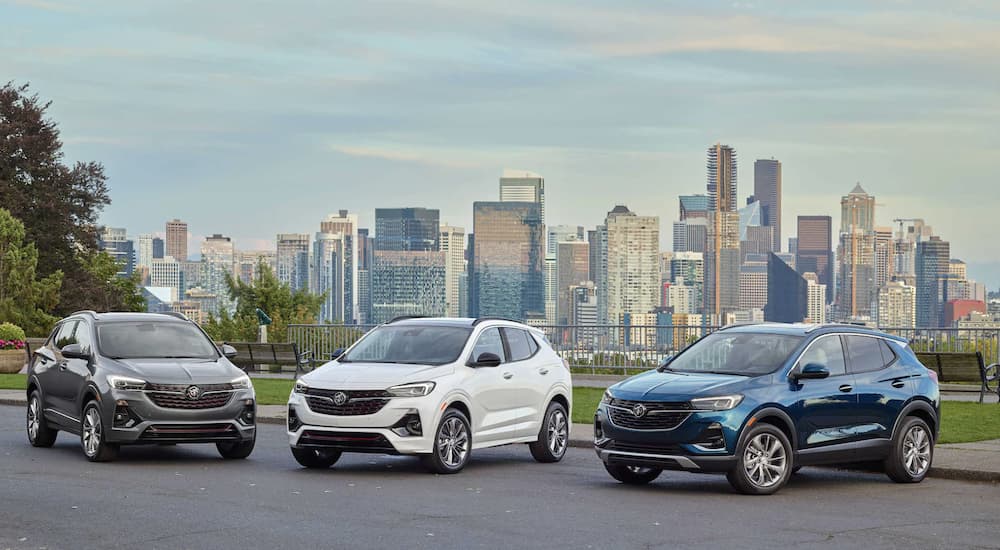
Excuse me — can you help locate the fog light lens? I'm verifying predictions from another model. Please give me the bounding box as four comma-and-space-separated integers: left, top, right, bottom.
113, 403, 141, 429
391, 412, 422, 437
694, 422, 726, 450
287, 405, 302, 432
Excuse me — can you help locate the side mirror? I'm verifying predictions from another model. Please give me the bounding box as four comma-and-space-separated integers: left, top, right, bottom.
221, 344, 238, 359
61, 343, 90, 360
794, 363, 830, 380
35, 347, 55, 363
658, 355, 674, 368
330, 348, 345, 361
469, 352, 502, 368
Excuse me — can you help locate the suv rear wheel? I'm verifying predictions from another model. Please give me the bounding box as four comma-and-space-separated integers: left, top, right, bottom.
604, 463, 662, 485
885, 416, 933, 483
81, 401, 118, 462
727, 423, 791, 495
26, 392, 57, 447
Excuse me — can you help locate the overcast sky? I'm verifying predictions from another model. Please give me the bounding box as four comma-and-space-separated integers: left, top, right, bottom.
3, 0, 999, 287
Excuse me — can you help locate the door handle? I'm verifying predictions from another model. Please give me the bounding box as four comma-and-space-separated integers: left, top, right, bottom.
539, 368, 549, 375
58, 362, 68, 371
891, 380, 906, 389
502, 372, 513, 380
838, 384, 853, 393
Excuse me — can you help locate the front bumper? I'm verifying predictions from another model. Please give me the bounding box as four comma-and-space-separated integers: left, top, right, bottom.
287, 391, 435, 455
593, 402, 742, 473
103, 388, 256, 444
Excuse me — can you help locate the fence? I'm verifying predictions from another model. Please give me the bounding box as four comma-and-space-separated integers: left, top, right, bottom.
288, 323, 1000, 375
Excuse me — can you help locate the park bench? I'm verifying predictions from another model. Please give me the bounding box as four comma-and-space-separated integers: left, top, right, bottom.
915, 351, 999, 404
224, 342, 313, 378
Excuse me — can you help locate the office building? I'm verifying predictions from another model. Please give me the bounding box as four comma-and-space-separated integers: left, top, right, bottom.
679, 194, 709, 220
165, 219, 188, 261
276, 233, 311, 292
374, 208, 438, 251
944, 299, 986, 327
312, 211, 360, 323
765, 253, 807, 323
878, 281, 917, 328
605, 205, 661, 326
200, 234, 235, 314
704, 210, 740, 315
664, 282, 699, 314
237, 250, 274, 285
440, 225, 466, 318
753, 158, 782, 252
470, 201, 544, 320
356, 228, 374, 324
152, 237, 164, 260
99, 227, 134, 277
796, 215, 833, 303
556, 240, 590, 324
836, 184, 878, 321
136, 234, 155, 270
149, 257, 182, 302
739, 260, 768, 311
804, 273, 827, 324
874, 226, 895, 290
370, 249, 448, 324
916, 236, 950, 327
499, 169, 545, 226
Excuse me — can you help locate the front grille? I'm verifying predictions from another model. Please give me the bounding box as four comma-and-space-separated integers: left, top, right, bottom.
298, 431, 396, 453
608, 399, 692, 430
140, 423, 239, 441
304, 388, 391, 416
146, 383, 234, 410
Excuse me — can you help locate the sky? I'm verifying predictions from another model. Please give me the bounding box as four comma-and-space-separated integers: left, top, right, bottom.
3, 0, 999, 288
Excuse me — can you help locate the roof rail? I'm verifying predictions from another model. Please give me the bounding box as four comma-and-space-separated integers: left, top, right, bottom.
387, 315, 429, 324
70, 310, 99, 318
158, 312, 190, 321
804, 322, 870, 333
472, 316, 523, 326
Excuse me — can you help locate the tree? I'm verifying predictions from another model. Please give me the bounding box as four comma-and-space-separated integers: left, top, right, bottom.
0, 82, 139, 315
202, 261, 324, 342
0, 208, 62, 336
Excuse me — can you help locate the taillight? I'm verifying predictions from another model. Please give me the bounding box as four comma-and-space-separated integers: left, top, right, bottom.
926, 368, 939, 384
562, 358, 570, 370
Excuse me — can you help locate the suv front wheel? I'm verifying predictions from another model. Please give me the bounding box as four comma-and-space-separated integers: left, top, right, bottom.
422, 408, 471, 474
604, 463, 662, 485
727, 423, 792, 495
81, 401, 118, 462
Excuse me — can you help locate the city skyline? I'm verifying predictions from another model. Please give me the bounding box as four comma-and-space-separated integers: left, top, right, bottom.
4, 1, 999, 287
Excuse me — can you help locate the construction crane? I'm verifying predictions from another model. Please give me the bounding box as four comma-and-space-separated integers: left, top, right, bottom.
893, 218, 921, 239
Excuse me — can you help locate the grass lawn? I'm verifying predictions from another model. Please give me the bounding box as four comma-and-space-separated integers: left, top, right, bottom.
3, 373, 996, 444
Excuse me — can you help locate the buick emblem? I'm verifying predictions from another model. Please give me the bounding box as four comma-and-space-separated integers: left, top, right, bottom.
333, 392, 349, 406
631, 404, 647, 418
186, 385, 202, 400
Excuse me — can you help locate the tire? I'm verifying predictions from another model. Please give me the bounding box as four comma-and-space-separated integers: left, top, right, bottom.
885, 417, 933, 483
26, 392, 57, 448
604, 463, 662, 485
291, 447, 342, 469
727, 423, 792, 495
81, 401, 118, 462
421, 408, 471, 474
529, 401, 569, 463
217, 435, 255, 460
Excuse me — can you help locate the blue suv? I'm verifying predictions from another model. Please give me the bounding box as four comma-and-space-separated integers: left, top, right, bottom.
594, 324, 940, 495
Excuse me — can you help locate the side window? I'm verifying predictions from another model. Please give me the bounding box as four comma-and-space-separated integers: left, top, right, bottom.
471, 328, 505, 362
845, 335, 884, 374
797, 335, 847, 376
502, 328, 533, 362
526, 332, 539, 356
72, 322, 93, 355
53, 321, 79, 350
878, 339, 897, 368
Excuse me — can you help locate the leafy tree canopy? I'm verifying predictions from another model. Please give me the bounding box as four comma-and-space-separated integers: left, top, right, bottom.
0, 207, 62, 336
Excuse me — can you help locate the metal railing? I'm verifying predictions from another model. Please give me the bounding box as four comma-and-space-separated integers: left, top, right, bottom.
288, 323, 1000, 375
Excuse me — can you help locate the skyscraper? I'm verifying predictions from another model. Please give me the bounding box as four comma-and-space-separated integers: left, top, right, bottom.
499, 169, 545, 226
371, 250, 446, 323
753, 158, 782, 252
440, 225, 466, 317
314, 211, 359, 323
878, 281, 916, 328
136, 234, 155, 270
152, 237, 165, 259
605, 205, 660, 325
470, 201, 544, 320
356, 228, 374, 324
796, 215, 833, 303
803, 273, 827, 324
916, 236, 950, 327
165, 219, 188, 261
836, 184, 877, 321
374, 208, 438, 251
874, 226, 895, 290
556, 240, 590, 324
200, 234, 235, 315
679, 194, 709, 220
706, 143, 737, 212
276, 233, 311, 292
99, 227, 134, 277
545, 225, 584, 324
765, 253, 807, 323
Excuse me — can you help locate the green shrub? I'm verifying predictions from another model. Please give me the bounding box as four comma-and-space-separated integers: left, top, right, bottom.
0, 322, 26, 342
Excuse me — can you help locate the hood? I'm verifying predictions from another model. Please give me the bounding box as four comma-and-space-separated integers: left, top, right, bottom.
111, 358, 243, 384
301, 361, 455, 389
611, 369, 751, 401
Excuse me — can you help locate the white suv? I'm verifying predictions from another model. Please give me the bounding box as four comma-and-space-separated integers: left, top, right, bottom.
286, 317, 572, 474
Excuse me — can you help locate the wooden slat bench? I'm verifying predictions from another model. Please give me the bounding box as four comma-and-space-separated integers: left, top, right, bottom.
224, 342, 312, 378
915, 351, 999, 404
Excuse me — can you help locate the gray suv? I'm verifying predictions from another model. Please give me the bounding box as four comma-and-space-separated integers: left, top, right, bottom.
26, 311, 256, 462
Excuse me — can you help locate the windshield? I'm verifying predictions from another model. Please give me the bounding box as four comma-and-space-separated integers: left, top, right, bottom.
665, 332, 803, 376
97, 322, 218, 360
340, 325, 471, 366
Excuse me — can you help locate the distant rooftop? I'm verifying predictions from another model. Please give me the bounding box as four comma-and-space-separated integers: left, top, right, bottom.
501, 168, 542, 179
849, 182, 868, 195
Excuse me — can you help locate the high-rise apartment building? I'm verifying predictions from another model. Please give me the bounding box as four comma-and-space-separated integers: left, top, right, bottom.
803, 272, 827, 324
149, 257, 182, 302
878, 281, 916, 328
314, 211, 360, 323
470, 201, 544, 320
706, 143, 737, 212
237, 250, 274, 285
276, 233, 311, 292
200, 234, 235, 315
136, 234, 155, 270
374, 208, 438, 251
165, 219, 188, 261
440, 225, 466, 317
544, 226, 583, 324
753, 158, 782, 252
605, 205, 660, 325
874, 226, 895, 290
916, 236, 950, 327
556, 240, 590, 324
739, 260, 768, 311
796, 215, 833, 303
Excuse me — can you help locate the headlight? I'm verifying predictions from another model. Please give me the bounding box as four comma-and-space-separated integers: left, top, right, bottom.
690, 395, 744, 411
387, 382, 436, 397
293, 380, 309, 394
108, 375, 147, 391
601, 390, 613, 404
230, 374, 252, 390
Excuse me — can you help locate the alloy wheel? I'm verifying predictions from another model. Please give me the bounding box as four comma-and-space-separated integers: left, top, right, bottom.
27, 397, 40, 441
903, 425, 931, 477
743, 433, 787, 488
437, 417, 469, 468
547, 409, 568, 456
82, 408, 102, 458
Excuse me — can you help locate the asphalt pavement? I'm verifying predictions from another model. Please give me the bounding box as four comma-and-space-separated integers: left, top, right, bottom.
1, 405, 998, 550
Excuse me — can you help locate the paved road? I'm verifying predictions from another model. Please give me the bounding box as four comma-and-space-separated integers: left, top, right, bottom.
1, 405, 998, 550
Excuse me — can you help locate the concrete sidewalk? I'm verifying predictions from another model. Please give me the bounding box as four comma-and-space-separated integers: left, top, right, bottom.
2, 390, 997, 483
